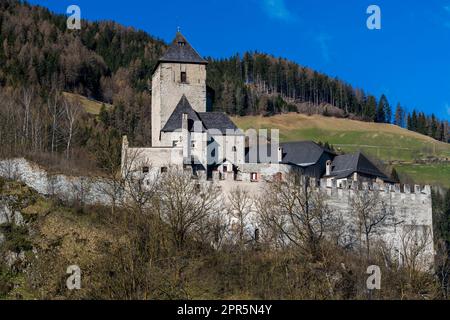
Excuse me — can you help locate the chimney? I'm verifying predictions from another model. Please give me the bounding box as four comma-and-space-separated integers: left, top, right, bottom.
182, 113, 190, 162
182, 113, 188, 131
278, 147, 283, 163
326, 160, 332, 176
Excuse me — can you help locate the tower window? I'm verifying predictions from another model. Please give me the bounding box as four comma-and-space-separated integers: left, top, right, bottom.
181, 71, 187, 83
142, 166, 149, 174
232, 146, 237, 152
178, 41, 185, 47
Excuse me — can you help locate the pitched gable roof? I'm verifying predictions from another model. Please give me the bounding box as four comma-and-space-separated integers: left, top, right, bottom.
198, 112, 241, 135
329, 152, 390, 180
280, 141, 334, 166
159, 32, 208, 65
161, 95, 205, 132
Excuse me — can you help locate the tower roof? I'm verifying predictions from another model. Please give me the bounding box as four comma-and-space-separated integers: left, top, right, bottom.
158, 32, 208, 65
161, 95, 206, 132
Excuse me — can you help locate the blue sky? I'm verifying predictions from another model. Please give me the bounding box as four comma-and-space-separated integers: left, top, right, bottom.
27, 0, 450, 120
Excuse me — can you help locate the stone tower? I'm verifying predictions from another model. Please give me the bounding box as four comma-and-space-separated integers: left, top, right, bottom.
151, 32, 208, 147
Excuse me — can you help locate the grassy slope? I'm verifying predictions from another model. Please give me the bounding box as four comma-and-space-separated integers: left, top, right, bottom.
63, 92, 113, 115
232, 113, 450, 188
0, 179, 116, 299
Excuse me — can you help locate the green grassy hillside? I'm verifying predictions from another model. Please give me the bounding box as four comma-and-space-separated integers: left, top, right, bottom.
232, 113, 450, 188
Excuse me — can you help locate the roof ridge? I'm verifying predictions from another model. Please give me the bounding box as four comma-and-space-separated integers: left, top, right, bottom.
176, 32, 205, 62
158, 32, 208, 65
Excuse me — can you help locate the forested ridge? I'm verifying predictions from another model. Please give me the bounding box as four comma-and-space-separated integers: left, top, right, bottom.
0, 0, 448, 170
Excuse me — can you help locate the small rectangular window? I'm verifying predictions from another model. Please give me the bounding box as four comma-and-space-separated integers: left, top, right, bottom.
251, 172, 258, 182
172, 140, 177, 147
142, 167, 149, 174
181, 72, 187, 83
232, 146, 237, 152
191, 141, 196, 148
161, 167, 168, 173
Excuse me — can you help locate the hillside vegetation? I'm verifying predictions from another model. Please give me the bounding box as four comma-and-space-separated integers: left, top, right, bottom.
0, 173, 446, 300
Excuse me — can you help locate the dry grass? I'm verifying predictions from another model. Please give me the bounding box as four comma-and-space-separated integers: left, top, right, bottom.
232, 113, 445, 143
62, 92, 112, 115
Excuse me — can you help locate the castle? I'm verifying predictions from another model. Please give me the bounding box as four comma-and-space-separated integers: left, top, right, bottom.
121, 32, 434, 267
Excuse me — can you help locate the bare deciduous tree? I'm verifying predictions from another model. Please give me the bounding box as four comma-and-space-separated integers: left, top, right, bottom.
158, 168, 221, 250
228, 187, 254, 248
350, 189, 391, 260
257, 173, 336, 261
47, 91, 64, 154
399, 223, 433, 275
62, 97, 81, 159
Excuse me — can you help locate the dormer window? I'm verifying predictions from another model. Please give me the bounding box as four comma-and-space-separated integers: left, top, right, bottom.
181, 71, 187, 83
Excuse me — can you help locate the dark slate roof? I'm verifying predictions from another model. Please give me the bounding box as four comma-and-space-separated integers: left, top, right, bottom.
161, 95, 206, 132
158, 32, 208, 65
280, 141, 334, 166
161, 96, 239, 134
198, 112, 241, 135
329, 152, 390, 180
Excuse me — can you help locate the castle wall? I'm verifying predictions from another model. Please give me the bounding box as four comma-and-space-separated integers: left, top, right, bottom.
208, 134, 246, 166
195, 171, 434, 269
159, 131, 208, 166
319, 181, 434, 268
239, 163, 292, 181
123, 146, 184, 171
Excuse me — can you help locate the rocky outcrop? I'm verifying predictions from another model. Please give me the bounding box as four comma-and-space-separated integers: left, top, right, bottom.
0, 158, 113, 206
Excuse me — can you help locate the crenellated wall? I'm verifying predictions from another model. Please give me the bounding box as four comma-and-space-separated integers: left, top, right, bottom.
193, 169, 435, 268
317, 178, 433, 268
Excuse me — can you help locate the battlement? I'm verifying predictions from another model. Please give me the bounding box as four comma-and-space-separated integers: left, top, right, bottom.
190, 168, 432, 196
318, 178, 431, 195
197, 170, 280, 184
